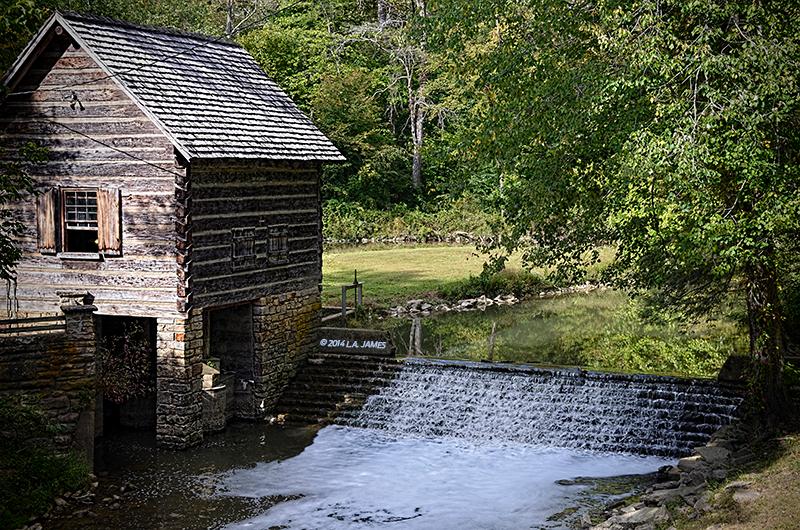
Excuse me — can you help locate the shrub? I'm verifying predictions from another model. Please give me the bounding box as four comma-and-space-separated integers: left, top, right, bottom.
322, 196, 500, 242
439, 269, 551, 301
98, 321, 155, 404
0, 397, 90, 528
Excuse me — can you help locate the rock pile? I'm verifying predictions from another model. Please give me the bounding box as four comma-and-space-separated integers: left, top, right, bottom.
325, 232, 496, 246
590, 422, 760, 530
19, 474, 138, 529
385, 282, 604, 319
387, 294, 519, 317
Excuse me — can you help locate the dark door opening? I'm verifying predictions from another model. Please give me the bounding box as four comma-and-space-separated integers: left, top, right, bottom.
207, 303, 255, 419
97, 316, 157, 437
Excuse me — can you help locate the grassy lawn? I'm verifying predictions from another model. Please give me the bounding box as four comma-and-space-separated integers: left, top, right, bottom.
322, 244, 500, 306
321, 244, 613, 307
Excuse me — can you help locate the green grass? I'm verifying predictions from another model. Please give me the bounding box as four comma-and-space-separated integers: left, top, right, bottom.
370, 290, 747, 377
322, 244, 499, 306
325, 244, 747, 377
322, 244, 614, 307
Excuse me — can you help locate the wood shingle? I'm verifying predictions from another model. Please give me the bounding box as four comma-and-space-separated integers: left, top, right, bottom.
3, 11, 344, 162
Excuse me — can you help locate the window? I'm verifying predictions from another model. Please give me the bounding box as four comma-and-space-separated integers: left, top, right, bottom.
231, 227, 256, 270
63, 189, 99, 252
36, 187, 122, 257
268, 225, 289, 265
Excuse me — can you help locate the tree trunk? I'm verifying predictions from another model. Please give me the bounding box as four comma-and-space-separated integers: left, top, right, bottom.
225, 0, 235, 37
409, 79, 426, 190
411, 107, 424, 189
377, 0, 389, 26
744, 259, 789, 418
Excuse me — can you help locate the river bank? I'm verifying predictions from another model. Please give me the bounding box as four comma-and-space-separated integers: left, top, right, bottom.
588, 412, 800, 530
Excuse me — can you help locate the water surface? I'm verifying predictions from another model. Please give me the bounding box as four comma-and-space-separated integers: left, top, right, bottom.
219, 425, 669, 529
52, 423, 667, 529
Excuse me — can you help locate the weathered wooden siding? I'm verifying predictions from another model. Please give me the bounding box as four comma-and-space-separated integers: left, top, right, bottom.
188, 160, 323, 309
1, 34, 181, 318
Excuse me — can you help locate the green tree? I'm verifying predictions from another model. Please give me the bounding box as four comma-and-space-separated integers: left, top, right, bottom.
0, 144, 46, 284
437, 0, 800, 413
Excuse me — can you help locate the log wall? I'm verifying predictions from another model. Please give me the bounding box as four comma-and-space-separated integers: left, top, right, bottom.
188, 159, 323, 309
1, 34, 182, 318
2, 32, 326, 448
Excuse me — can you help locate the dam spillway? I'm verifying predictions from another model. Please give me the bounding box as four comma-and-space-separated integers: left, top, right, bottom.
331, 358, 743, 457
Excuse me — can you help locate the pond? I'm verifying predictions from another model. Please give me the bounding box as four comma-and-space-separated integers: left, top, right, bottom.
51, 424, 668, 530
374, 290, 744, 377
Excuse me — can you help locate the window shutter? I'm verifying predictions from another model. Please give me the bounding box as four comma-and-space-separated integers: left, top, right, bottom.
97, 188, 122, 256
36, 188, 58, 254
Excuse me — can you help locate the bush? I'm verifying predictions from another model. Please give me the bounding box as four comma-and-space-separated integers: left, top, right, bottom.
439, 269, 551, 301
0, 397, 90, 528
322, 196, 500, 242
98, 321, 155, 404
781, 274, 800, 350
581, 335, 731, 377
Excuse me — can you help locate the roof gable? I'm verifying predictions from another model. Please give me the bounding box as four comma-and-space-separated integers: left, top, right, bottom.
3, 11, 344, 162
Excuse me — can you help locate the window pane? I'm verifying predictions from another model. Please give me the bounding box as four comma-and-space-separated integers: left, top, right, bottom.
64, 190, 99, 229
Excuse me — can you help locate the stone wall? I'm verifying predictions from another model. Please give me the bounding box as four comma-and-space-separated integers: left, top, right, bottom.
244, 287, 321, 419
155, 311, 203, 449
0, 294, 97, 464
155, 287, 321, 443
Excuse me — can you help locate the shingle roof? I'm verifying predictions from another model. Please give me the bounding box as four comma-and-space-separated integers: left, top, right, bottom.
8, 11, 344, 161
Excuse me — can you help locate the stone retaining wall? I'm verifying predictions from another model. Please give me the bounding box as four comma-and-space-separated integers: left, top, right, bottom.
247, 287, 321, 419
0, 295, 97, 464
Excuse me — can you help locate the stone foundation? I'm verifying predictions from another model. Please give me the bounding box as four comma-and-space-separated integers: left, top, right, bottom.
155, 312, 203, 449
243, 287, 321, 420
156, 287, 321, 445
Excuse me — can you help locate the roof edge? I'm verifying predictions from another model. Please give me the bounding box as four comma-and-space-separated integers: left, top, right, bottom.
53, 12, 195, 161
1, 12, 59, 90
58, 10, 239, 48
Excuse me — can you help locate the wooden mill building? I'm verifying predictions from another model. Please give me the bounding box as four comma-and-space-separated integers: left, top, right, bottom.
1, 11, 343, 448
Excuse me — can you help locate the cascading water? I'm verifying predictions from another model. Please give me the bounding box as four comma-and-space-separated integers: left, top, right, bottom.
337, 358, 743, 457
215, 359, 744, 529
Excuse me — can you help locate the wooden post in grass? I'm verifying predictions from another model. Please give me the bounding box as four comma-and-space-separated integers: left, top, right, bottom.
487, 321, 497, 362
409, 317, 423, 355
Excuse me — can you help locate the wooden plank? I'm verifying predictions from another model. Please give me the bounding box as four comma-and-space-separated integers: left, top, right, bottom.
0, 324, 65, 334
193, 277, 318, 308
35, 188, 58, 254
0, 315, 63, 325
193, 211, 318, 232
192, 196, 317, 216
25, 161, 178, 178
16, 270, 174, 289
193, 182, 317, 200
193, 262, 319, 295
3, 118, 162, 137
97, 188, 122, 256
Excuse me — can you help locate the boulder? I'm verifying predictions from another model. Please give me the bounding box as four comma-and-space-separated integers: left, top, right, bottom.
677, 455, 705, 472
694, 445, 731, 466
717, 355, 751, 384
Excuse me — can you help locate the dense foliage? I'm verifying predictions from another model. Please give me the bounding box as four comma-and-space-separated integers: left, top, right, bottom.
98, 322, 155, 403
0, 397, 90, 528
431, 0, 800, 411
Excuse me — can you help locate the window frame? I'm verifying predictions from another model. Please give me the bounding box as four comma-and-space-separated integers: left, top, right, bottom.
60, 187, 100, 256
231, 226, 257, 270
35, 186, 122, 260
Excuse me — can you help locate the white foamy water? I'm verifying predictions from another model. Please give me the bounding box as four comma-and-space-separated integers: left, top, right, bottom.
218, 425, 669, 529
